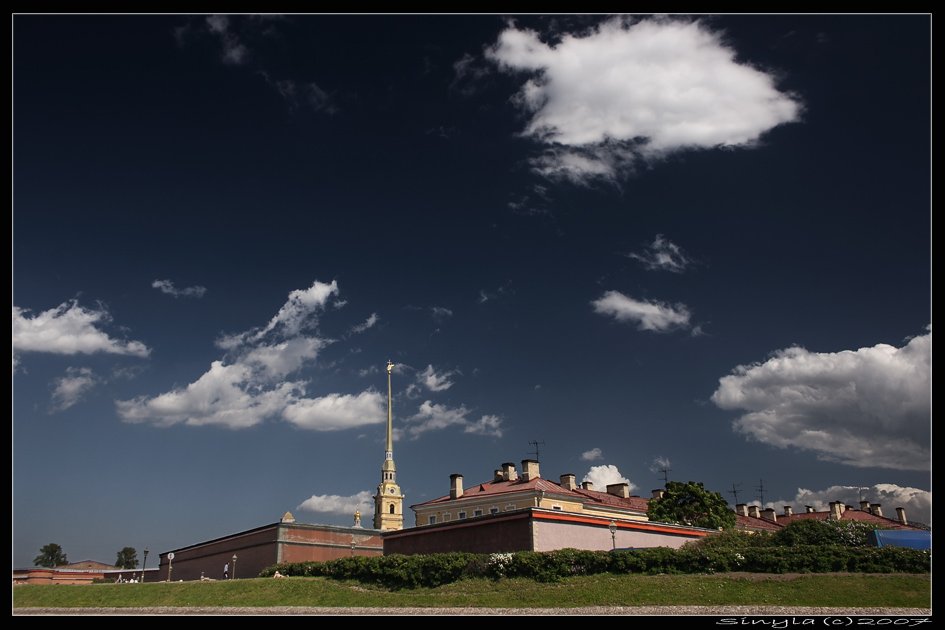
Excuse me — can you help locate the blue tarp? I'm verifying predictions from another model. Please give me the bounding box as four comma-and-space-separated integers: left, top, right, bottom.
869, 529, 931, 549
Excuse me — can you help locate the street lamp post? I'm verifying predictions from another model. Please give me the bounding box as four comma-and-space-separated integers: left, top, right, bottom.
232, 554, 238, 580
142, 548, 149, 583
609, 520, 617, 550
167, 552, 175, 582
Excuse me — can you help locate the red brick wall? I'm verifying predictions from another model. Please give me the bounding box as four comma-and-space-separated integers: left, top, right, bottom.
383, 514, 533, 555
157, 525, 279, 582
279, 526, 383, 563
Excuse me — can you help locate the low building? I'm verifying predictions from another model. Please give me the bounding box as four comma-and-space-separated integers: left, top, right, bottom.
734, 501, 922, 532
13, 566, 158, 585
155, 512, 383, 581
384, 460, 713, 555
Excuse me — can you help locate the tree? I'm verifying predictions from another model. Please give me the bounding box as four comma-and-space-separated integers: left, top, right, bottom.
647, 480, 737, 530
115, 547, 138, 569
34, 543, 68, 567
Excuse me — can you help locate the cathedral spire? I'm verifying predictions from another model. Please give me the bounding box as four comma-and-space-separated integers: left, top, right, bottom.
374, 359, 403, 530
386, 359, 394, 458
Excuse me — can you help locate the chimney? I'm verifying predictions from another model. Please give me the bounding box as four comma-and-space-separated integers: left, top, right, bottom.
651, 489, 665, 500
559, 473, 577, 491
805, 505, 815, 513
521, 459, 540, 481
748, 505, 761, 518
859, 500, 871, 512
581, 481, 594, 491
606, 483, 631, 498
501, 462, 518, 482
494, 469, 504, 482
871, 504, 883, 517
783, 505, 793, 517
761, 508, 778, 523
735, 504, 748, 517
450, 474, 464, 500
896, 507, 908, 526
829, 501, 843, 520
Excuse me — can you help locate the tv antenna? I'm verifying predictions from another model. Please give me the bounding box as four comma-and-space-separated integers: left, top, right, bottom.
528, 440, 545, 461
728, 483, 742, 506
755, 479, 766, 507
658, 464, 671, 485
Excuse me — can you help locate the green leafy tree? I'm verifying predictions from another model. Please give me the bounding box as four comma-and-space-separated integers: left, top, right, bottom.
34, 543, 68, 567
115, 547, 138, 569
647, 481, 737, 530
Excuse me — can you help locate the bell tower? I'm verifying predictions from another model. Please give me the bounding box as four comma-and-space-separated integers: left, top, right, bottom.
373, 360, 404, 530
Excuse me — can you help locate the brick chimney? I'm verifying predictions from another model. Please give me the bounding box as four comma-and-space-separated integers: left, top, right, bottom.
805, 505, 815, 513
783, 505, 793, 517
651, 489, 665, 500
871, 503, 883, 517
450, 474, 464, 499
829, 501, 843, 520
559, 473, 577, 491
859, 500, 871, 512
735, 503, 749, 517
606, 483, 631, 498
521, 459, 540, 481
748, 505, 761, 518
761, 508, 778, 523
501, 462, 518, 482
581, 481, 594, 491
896, 507, 908, 526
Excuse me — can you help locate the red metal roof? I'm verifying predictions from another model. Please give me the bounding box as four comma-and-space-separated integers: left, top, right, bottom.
413, 476, 649, 513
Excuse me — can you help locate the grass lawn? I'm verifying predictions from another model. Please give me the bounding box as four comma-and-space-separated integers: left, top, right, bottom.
13, 573, 931, 609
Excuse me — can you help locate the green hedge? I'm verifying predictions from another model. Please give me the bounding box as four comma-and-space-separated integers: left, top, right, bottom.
259, 545, 929, 588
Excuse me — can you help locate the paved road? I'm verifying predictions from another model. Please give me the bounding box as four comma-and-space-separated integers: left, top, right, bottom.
15, 606, 933, 616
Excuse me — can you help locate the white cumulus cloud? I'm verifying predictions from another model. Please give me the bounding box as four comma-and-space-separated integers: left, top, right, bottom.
402, 400, 503, 439
50, 367, 99, 412
712, 331, 931, 471
582, 464, 636, 493
488, 17, 800, 184
765, 484, 931, 526
592, 291, 691, 332
282, 391, 386, 431
581, 447, 604, 461
152, 279, 207, 298
350, 312, 379, 334
418, 364, 455, 392
297, 490, 374, 515
116, 280, 376, 431
13, 301, 150, 357
628, 235, 692, 273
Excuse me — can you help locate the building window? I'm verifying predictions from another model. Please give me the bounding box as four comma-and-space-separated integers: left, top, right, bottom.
428, 515, 437, 525
473, 509, 483, 517
458, 511, 467, 519
490, 507, 499, 515
552, 504, 563, 511
389, 504, 395, 514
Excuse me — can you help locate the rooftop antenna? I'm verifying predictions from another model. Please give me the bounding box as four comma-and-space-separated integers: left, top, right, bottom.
658, 464, 672, 486
755, 479, 766, 507
728, 482, 742, 506
527, 440, 545, 462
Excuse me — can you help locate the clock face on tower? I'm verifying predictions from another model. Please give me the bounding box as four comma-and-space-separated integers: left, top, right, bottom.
389, 488, 395, 493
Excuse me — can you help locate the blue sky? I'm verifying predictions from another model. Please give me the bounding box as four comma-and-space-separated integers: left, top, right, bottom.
13, 14, 930, 567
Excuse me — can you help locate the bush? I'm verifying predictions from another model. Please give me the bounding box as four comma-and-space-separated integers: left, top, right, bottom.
772, 520, 881, 548
258, 543, 930, 588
